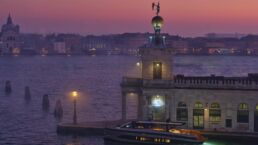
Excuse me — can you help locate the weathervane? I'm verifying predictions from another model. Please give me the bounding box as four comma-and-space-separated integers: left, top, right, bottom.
152, 2, 160, 15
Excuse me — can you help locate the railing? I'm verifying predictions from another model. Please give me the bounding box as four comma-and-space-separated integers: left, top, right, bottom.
122, 74, 258, 90
172, 77, 258, 90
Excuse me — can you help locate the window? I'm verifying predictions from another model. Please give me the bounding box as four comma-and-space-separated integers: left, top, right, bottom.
211, 103, 220, 109
178, 102, 187, 108
209, 103, 221, 122
193, 102, 204, 129
237, 103, 249, 123
153, 62, 162, 79
194, 101, 203, 109
239, 103, 248, 110
176, 102, 188, 121
226, 119, 232, 128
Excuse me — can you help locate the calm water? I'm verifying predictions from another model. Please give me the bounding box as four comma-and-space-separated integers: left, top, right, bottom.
0, 55, 258, 145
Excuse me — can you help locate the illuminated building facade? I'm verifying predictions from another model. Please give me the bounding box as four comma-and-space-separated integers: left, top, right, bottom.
121, 9, 258, 132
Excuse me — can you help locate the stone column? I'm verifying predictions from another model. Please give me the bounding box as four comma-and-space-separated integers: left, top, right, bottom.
145, 95, 152, 121
188, 99, 193, 129
137, 92, 143, 120
204, 109, 209, 130
249, 109, 254, 132
232, 108, 237, 130
141, 95, 148, 120
221, 102, 226, 130
165, 95, 171, 120
171, 92, 176, 122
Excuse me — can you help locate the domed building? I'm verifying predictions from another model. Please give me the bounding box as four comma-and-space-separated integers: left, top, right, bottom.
121, 4, 258, 133
0, 14, 21, 55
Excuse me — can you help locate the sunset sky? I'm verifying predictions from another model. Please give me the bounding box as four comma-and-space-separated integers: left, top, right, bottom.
1, 0, 258, 36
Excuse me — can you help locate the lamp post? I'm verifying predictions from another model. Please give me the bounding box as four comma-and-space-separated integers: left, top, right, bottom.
72, 91, 78, 125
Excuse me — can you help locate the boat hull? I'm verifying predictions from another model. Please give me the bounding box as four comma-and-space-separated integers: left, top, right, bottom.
104, 137, 203, 145
104, 128, 204, 145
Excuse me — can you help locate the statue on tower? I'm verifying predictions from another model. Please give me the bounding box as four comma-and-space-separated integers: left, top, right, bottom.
151, 2, 163, 35
151, 2, 164, 46
152, 2, 160, 15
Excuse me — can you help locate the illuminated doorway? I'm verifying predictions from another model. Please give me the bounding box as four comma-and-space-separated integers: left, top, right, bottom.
193, 102, 204, 129
254, 105, 258, 132
153, 62, 162, 79
149, 95, 165, 121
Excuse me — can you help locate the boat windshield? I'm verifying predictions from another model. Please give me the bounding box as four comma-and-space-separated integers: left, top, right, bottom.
121, 121, 185, 132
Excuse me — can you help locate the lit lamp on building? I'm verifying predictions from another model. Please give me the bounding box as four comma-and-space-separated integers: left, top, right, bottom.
205, 103, 208, 111
151, 95, 164, 120
152, 95, 164, 108
136, 62, 141, 67
71, 91, 78, 124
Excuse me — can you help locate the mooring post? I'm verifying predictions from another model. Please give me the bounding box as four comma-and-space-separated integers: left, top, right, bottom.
5, 80, 12, 94
42, 94, 50, 111
24, 86, 31, 100
54, 99, 63, 118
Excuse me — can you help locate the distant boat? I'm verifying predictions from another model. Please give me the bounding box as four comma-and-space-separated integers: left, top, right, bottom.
104, 121, 206, 145
87, 48, 97, 55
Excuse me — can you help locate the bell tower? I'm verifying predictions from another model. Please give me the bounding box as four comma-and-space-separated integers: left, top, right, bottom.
140, 3, 173, 80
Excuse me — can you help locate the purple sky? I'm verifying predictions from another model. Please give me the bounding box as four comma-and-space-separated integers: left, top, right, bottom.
1, 0, 258, 36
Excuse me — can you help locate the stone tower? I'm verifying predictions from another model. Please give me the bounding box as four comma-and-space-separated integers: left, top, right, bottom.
140, 11, 173, 80
0, 14, 20, 55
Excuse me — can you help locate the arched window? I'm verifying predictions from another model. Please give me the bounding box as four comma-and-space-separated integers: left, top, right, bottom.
209, 102, 221, 122
237, 103, 249, 123
210, 103, 220, 109
178, 102, 187, 108
177, 102, 187, 121
239, 103, 248, 110
194, 102, 203, 109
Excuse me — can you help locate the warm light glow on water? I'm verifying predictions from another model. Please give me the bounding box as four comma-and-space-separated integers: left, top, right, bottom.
203, 141, 220, 145
203, 139, 257, 145
204, 140, 230, 145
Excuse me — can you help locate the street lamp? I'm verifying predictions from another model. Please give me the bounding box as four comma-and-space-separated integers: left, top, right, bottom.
71, 91, 78, 125
136, 62, 140, 66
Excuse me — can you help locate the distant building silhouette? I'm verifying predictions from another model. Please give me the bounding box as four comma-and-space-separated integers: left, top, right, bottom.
0, 14, 21, 55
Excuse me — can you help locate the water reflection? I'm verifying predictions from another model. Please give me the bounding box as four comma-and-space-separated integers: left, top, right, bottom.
203, 139, 257, 145
61, 135, 104, 145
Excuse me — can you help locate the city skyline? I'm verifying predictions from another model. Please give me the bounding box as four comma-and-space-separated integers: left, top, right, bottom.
1, 0, 258, 36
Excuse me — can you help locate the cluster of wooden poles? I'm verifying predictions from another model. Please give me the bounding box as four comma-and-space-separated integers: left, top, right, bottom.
4, 80, 64, 119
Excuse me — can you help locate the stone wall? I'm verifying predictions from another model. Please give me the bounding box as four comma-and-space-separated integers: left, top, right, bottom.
139, 88, 258, 132
141, 48, 173, 80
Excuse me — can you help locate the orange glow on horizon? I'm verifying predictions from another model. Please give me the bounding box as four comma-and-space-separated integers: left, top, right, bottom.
1, 0, 258, 36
